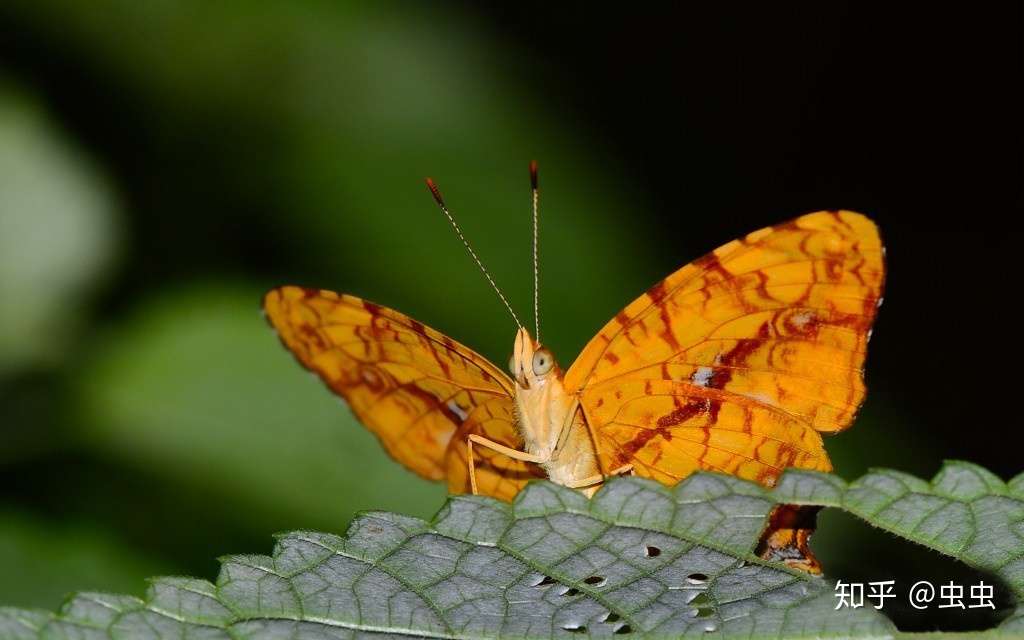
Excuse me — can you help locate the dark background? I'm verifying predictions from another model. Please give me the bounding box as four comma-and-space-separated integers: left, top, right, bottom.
0, 2, 1020, 632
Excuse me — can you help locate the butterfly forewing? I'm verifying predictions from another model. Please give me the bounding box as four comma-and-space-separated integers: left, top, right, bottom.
565, 210, 884, 485
263, 286, 525, 489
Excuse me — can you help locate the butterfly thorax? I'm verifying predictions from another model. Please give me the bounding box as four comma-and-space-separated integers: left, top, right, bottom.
514, 375, 570, 459
511, 328, 601, 487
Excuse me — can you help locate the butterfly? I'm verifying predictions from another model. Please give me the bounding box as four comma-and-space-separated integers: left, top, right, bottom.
263, 165, 884, 510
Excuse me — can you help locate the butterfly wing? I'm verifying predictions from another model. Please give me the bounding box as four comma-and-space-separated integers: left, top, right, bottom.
444, 397, 547, 501
263, 286, 534, 498
564, 211, 884, 485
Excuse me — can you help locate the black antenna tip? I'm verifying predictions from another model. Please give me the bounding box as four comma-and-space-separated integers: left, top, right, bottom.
529, 160, 539, 191
425, 177, 446, 207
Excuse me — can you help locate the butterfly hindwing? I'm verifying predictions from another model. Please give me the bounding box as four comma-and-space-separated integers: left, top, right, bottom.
565, 210, 884, 485
263, 286, 530, 496
444, 396, 546, 501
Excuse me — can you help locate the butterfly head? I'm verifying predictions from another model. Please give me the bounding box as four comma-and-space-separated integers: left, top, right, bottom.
509, 327, 561, 391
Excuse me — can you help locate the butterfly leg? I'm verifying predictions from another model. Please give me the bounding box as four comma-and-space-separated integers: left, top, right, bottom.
562, 464, 635, 489
466, 434, 545, 495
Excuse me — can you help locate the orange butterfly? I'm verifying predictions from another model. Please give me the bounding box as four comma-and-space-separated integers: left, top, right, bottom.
264, 165, 884, 506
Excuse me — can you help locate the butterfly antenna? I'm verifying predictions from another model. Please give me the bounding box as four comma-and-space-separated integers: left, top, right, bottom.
530, 160, 540, 343
425, 177, 524, 330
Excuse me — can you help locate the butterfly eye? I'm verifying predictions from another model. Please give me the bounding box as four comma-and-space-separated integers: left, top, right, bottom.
508, 354, 517, 375
532, 348, 554, 376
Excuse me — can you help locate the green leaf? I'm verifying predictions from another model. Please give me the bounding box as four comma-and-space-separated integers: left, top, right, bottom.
2, 464, 1021, 638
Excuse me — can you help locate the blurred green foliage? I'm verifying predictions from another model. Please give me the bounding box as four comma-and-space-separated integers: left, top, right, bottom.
76, 284, 445, 530
0, 0, 652, 611
0, 509, 164, 608
0, 85, 118, 375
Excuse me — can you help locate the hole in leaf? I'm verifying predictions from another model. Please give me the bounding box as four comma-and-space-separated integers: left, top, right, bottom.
695, 607, 714, 618
562, 624, 587, 634
533, 575, 557, 587
686, 572, 709, 584
689, 592, 710, 606
644, 545, 661, 557
614, 624, 633, 634
603, 612, 620, 623
563, 587, 580, 596
584, 575, 606, 586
